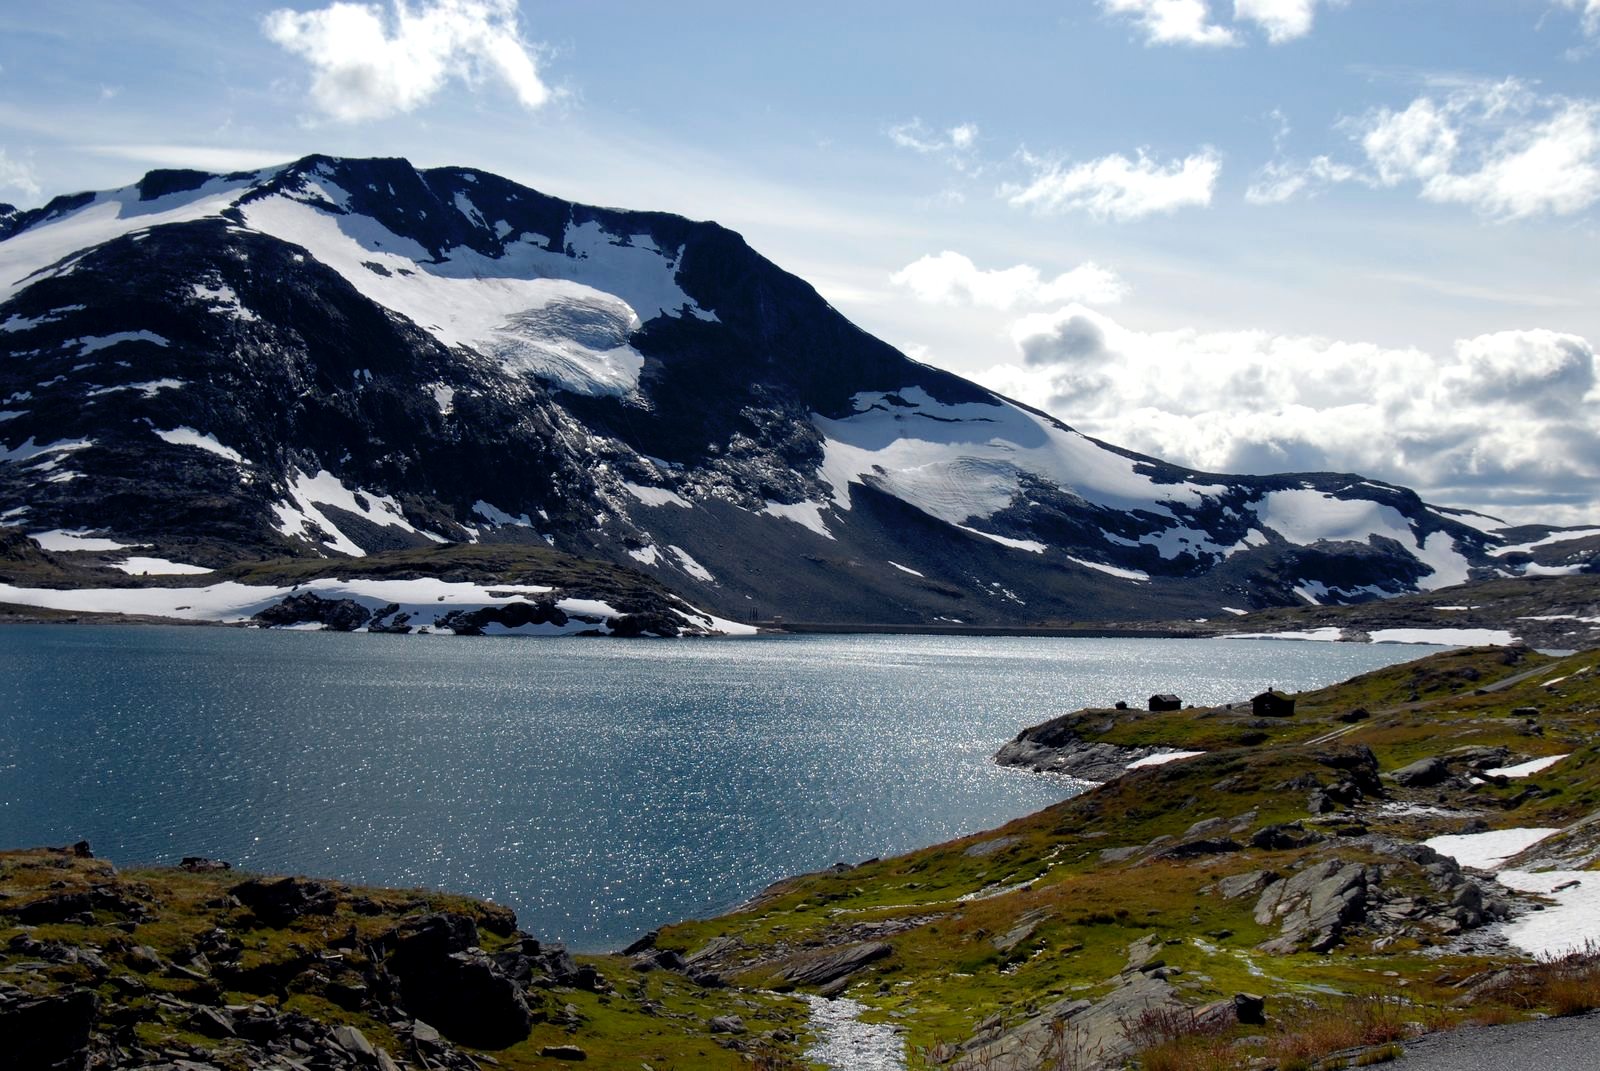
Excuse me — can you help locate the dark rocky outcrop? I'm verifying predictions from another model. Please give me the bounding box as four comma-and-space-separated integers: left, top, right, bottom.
230, 876, 338, 926
252, 593, 374, 631
993, 711, 1177, 780
0, 985, 98, 1071
383, 913, 535, 1049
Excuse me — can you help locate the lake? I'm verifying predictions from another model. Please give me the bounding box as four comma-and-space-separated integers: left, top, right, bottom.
0, 626, 1434, 950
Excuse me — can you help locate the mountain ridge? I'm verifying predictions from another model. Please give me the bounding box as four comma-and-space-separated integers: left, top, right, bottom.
0, 154, 1593, 626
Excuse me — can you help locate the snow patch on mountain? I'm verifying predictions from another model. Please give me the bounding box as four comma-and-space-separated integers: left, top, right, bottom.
667, 545, 714, 582
87, 379, 185, 399
1254, 488, 1471, 590
956, 525, 1047, 553
762, 499, 834, 539
152, 426, 246, 464
624, 482, 691, 508
0, 175, 264, 302
1, 437, 91, 464
1066, 556, 1149, 581
815, 388, 1223, 534
74, 331, 169, 355
190, 281, 259, 322
273, 468, 446, 557
472, 500, 534, 527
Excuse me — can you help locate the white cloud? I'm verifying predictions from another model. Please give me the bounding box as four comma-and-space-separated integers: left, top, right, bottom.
1244, 155, 1360, 203
1258, 80, 1600, 220
85, 145, 301, 173
1423, 102, 1600, 218
0, 148, 39, 202
890, 252, 1129, 310
979, 306, 1600, 521
262, 0, 549, 123
1103, 0, 1338, 45
1555, 0, 1600, 36
1233, 0, 1326, 43
1005, 148, 1221, 221
888, 119, 981, 162
1101, 0, 1237, 46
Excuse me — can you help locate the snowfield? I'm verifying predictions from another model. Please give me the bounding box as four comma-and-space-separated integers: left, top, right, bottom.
0, 576, 755, 636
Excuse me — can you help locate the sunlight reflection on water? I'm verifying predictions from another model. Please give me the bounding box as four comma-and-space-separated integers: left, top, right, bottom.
0, 627, 1431, 949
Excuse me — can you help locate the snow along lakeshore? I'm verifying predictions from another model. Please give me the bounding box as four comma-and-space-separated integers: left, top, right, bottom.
0, 577, 757, 636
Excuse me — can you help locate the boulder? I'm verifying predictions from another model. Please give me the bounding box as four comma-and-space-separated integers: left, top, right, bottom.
1251, 822, 1324, 851
230, 877, 337, 926
953, 971, 1179, 1071
386, 913, 533, 1049
0, 988, 98, 1071
1254, 859, 1375, 953
778, 941, 892, 987
1390, 756, 1451, 788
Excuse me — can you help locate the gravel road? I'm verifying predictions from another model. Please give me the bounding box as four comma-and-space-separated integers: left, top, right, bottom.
1387, 1011, 1600, 1069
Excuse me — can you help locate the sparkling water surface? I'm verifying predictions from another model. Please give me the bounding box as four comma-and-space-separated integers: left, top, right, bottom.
0, 626, 1431, 950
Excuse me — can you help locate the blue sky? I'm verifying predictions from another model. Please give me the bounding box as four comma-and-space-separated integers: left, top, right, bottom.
3, 1, 1599, 522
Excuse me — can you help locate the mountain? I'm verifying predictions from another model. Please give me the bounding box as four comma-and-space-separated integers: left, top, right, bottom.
0, 155, 1592, 626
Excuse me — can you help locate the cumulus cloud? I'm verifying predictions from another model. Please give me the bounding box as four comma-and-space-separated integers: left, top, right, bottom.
1232, 0, 1336, 42
1100, 0, 1237, 46
890, 252, 1129, 310
1006, 148, 1221, 221
1255, 80, 1600, 220
0, 148, 40, 202
262, 0, 548, 122
1102, 0, 1337, 45
977, 306, 1600, 520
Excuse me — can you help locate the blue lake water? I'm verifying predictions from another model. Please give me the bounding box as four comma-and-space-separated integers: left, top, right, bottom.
0, 626, 1433, 950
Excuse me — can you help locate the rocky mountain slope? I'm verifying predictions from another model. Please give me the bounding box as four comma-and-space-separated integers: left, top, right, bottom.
0, 155, 1594, 626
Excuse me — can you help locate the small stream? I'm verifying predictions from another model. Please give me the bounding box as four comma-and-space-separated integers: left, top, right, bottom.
802, 995, 907, 1071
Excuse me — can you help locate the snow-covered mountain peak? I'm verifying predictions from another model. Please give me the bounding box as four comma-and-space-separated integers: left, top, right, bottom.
0, 155, 1591, 625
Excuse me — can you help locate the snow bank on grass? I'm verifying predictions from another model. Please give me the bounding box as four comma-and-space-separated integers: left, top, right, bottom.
29, 528, 138, 552
1487, 755, 1568, 779
1424, 828, 1561, 871
1127, 750, 1205, 769
1223, 627, 1346, 642
110, 557, 212, 576
1496, 870, 1600, 958
1368, 627, 1516, 646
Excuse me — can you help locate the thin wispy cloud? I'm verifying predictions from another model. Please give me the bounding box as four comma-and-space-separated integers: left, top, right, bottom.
890, 252, 1129, 310
1005, 148, 1222, 221
0, 148, 40, 202
262, 0, 549, 123
84, 145, 304, 174
1554, 0, 1600, 36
